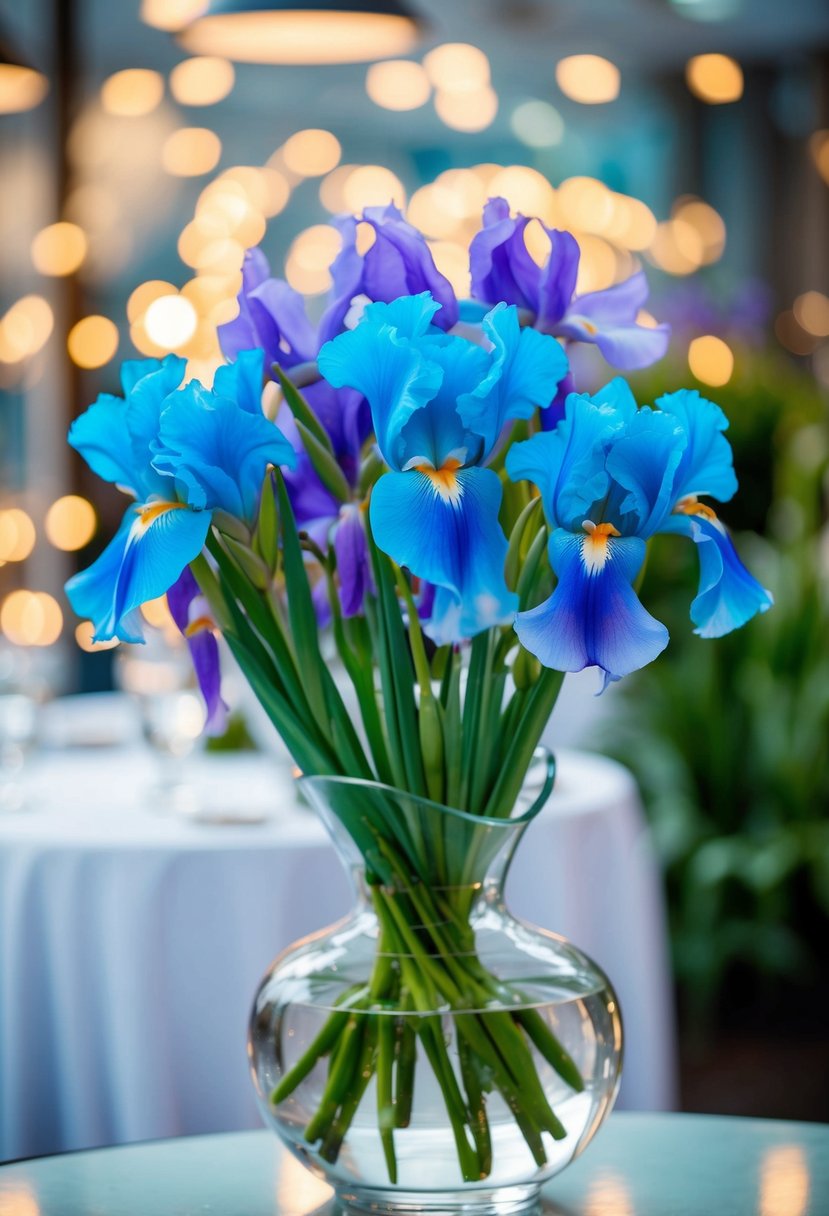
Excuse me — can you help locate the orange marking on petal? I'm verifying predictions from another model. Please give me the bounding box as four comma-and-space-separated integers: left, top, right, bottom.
184, 615, 214, 638
673, 496, 717, 521
581, 519, 620, 574
135, 501, 188, 528
415, 457, 464, 503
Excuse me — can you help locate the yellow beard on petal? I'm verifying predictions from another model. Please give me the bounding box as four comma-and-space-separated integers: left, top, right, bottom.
581, 519, 621, 574
184, 615, 214, 638
415, 457, 464, 505
134, 501, 189, 533
673, 495, 718, 522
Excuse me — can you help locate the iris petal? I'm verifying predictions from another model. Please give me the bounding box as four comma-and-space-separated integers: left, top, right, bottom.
469, 200, 541, 312
167, 568, 229, 736
604, 407, 686, 537
153, 382, 296, 520
318, 294, 443, 470
212, 348, 265, 416
555, 272, 671, 370
66, 505, 211, 643
457, 303, 569, 458
218, 249, 317, 368
656, 388, 738, 504
663, 512, 773, 638
516, 529, 669, 682
334, 505, 374, 618
370, 465, 517, 644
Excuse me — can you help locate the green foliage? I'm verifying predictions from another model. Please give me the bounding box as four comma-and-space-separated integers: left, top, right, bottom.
612, 350, 829, 1024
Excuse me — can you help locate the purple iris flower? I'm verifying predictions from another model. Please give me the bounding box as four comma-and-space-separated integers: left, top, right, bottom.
167, 567, 229, 736
320, 203, 459, 341
468, 197, 670, 372
217, 249, 376, 618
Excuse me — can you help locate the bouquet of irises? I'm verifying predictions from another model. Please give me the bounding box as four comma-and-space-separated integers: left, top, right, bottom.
67, 199, 771, 1180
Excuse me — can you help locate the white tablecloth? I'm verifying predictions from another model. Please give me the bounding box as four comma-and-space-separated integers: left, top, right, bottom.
0, 713, 676, 1162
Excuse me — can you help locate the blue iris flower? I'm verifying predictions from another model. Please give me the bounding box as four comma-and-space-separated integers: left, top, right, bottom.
318, 292, 569, 644
66, 350, 295, 644
506, 381, 773, 686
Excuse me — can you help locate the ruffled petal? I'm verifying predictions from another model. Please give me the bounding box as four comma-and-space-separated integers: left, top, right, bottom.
66, 505, 211, 644
370, 465, 517, 643
456, 303, 569, 458
218, 250, 318, 368
555, 272, 670, 370
469, 200, 541, 311
516, 529, 669, 681
167, 568, 229, 736
322, 204, 458, 339
212, 348, 265, 416
153, 382, 296, 521
663, 512, 773, 638
604, 406, 686, 537
318, 293, 444, 470
506, 393, 618, 530
537, 229, 581, 328
69, 355, 186, 501
656, 388, 739, 505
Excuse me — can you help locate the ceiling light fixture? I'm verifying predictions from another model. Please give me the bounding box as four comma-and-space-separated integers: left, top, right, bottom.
167, 0, 423, 66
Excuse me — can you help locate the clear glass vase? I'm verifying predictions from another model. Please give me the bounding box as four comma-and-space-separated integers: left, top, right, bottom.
249, 751, 622, 1215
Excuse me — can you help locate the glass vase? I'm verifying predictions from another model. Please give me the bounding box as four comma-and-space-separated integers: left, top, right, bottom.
248, 751, 622, 1215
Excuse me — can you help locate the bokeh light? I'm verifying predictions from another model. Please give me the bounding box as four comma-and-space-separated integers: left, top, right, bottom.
685, 54, 743, 103
162, 127, 222, 176
31, 222, 88, 277
0, 65, 48, 114
0, 509, 36, 563
793, 291, 829, 337
169, 56, 235, 106
435, 86, 498, 132
688, 335, 734, 385
127, 280, 178, 323
140, 0, 205, 30
285, 225, 343, 294
321, 164, 405, 212
100, 68, 164, 117
67, 316, 119, 369
281, 129, 341, 177
423, 44, 490, 93
45, 496, 97, 551
365, 60, 431, 111
75, 621, 119, 652
144, 294, 199, 349
0, 296, 54, 363
556, 55, 620, 104
1, 591, 63, 647
511, 100, 565, 148
672, 197, 726, 263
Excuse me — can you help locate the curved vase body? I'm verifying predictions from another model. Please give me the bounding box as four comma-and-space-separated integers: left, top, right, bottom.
249, 753, 622, 1215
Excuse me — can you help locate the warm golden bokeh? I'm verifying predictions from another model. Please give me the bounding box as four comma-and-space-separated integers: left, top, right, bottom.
67, 316, 120, 369
100, 68, 164, 117
169, 56, 235, 106
686, 54, 744, 104
280, 130, 342, 178
31, 222, 88, 277
162, 127, 222, 176
0, 509, 36, 563
1, 590, 63, 647
556, 55, 620, 104
688, 335, 734, 386
435, 87, 499, 132
45, 496, 97, 552
423, 44, 490, 93
365, 60, 431, 111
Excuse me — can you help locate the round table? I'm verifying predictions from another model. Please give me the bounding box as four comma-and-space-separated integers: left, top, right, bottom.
0, 698, 675, 1163
1, 1113, 826, 1215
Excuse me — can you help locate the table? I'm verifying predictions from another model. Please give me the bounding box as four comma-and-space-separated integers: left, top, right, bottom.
0, 701, 676, 1163
1, 1113, 826, 1215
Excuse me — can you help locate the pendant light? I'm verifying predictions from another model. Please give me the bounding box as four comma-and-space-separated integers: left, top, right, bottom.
159, 0, 423, 66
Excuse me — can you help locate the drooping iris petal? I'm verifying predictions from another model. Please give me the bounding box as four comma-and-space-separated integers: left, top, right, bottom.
656, 388, 739, 505
152, 382, 296, 520
555, 272, 670, 370
456, 303, 569, 458
370, 465, 517, 644
334, 504, 374, 618
604, 407, 686, 537
69, 355, 186, 500
516, 529, 669, 682
217, 249, 317, 368
167, 567, 229, 736
320, 204, 458, 341
537, 230, 582, 330
318, 293, 443, 469
663, 512, 773, 638
66, 504, 211, 643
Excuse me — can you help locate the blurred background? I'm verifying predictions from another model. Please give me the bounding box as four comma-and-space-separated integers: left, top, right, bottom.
1, 0, 827, 1132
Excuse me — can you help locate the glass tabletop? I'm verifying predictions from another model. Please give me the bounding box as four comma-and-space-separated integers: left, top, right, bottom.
0, 1112, 826, 1216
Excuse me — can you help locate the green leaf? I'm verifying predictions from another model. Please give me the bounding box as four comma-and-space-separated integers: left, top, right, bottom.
295, 419, 352, 504
254, 470, 278, 573
273, 364, 333, 455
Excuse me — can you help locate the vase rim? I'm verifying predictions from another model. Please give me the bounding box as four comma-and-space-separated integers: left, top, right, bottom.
298, 746, 556, 830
